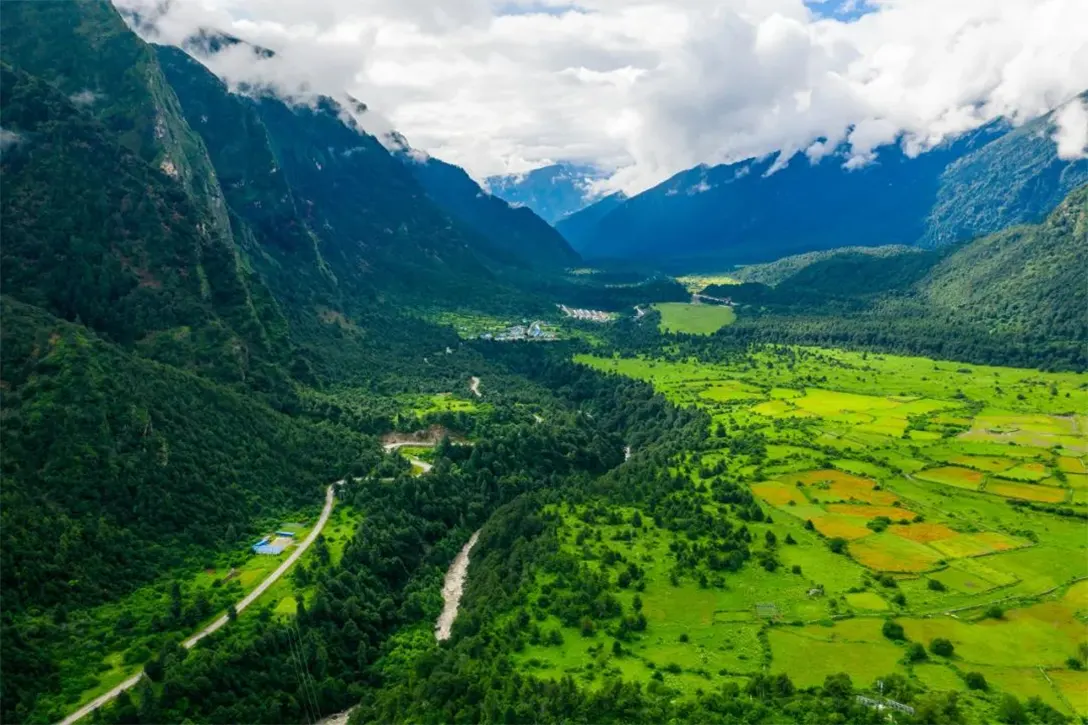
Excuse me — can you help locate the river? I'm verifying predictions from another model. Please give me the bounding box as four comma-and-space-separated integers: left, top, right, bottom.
435, 530, 481, 641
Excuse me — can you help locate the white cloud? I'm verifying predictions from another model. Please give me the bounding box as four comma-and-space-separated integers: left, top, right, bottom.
117, 0, 1088, 193
0, 127, 23, 150
69, 89, 102, 106
1053, 98, 1088, 160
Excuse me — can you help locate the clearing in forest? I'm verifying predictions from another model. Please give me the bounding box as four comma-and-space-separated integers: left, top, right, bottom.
652, 302, 736, 335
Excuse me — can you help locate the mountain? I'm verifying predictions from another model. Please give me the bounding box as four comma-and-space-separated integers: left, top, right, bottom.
400, 152, 581, 269
567, 108, 1088, 266
704, 184, 1087, 366
916, 184, 1087, 340
0, 0, 537, 637
0, 16, 273, 381
554, 191, 627, 248
921, 92, 1088, 247
486, 162, 606, 223
0, 5, 530, 717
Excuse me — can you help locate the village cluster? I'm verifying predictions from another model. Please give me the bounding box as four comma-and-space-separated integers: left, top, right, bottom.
558, 304, 613, 322
479, 320, 557, 342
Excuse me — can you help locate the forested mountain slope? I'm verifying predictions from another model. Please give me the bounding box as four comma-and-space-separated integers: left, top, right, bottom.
922, 91, 1088, 247
0, 62, 271, 377
554, 190, 627, 248
401, 153, 581, 269
566, 105, 1087, 265
916, 184, 1088, 340
0, 297, 374, 722
703, 185, 1088, 369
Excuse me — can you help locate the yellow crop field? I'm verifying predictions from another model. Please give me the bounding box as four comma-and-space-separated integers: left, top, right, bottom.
826, 504, 916, 520
812, 515, 872, 540
850, 534, 943, 572
987, 481, 1068, 503
1058, 456, 1087, 474
889, 522, 958, 543
915, 466, 984, 490
780, 469, 899, 505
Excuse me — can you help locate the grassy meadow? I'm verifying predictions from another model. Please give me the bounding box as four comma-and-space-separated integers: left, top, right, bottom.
501, 346, 1088, 714
653, 302, 737, 335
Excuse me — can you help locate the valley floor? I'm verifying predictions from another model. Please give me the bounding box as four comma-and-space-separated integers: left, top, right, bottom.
496, 347, 1088, 718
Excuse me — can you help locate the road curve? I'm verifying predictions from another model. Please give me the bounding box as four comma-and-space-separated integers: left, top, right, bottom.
58, 484, 339, 725
469, 376, 481, 397
408, 456, 434, 473
383, 440, 430, 452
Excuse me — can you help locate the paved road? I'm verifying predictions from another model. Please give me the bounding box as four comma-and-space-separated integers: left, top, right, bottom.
58, 484, 340, 725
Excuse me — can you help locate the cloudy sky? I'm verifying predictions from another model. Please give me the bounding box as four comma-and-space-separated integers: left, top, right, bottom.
122, 0, 1088, 193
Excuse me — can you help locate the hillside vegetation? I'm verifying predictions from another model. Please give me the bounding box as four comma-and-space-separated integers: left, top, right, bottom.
697, 185, 1087, 370
1, 4, 1085, 725
918, 185, 1088, 340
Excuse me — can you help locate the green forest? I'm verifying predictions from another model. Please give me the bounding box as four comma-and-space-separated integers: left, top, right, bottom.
1, 2, 1086, 725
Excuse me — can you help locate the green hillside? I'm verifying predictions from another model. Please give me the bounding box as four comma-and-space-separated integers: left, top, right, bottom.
1, 4, 1085, 725
918, 185, 1088, 340
733, 246, 925, 287
704, 185, 1088, 370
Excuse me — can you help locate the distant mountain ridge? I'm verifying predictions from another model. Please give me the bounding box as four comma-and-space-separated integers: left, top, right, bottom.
703, 184, 1088, 349
486, 163, 608, 223
398, 153, 581, 269
564, 106, 1088, 265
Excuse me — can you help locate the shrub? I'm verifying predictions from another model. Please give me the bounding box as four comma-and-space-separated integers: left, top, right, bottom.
907, 643, 928, 662
996, 694, 1024, 724
882, 620, 905, 640
878, 573, 898, 588
828, 537, 847, 554
930, 638, 954, 657
867, 516, 892, 533
927, 578, 947, 592
984, 605, 1005, 620
964, 671, 988, 690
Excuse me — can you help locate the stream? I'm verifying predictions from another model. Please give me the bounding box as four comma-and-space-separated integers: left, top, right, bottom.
435, 530, 481, 641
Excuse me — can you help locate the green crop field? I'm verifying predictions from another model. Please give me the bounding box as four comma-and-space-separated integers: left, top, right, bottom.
652, 302, 736, 334
549, 346, 1088, 713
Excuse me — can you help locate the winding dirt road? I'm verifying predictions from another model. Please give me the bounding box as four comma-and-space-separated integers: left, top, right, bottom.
383, 441, 435, 473
58, 484, 340, 725
469, 376, 481, 397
